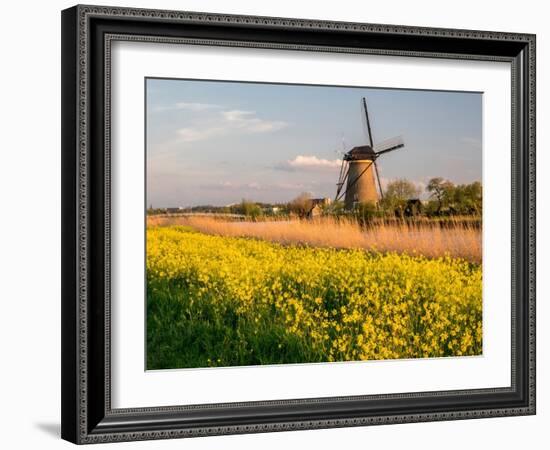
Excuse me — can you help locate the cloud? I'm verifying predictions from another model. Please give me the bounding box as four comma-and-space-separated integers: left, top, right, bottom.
201, 181, 263, 190
276, 155, 342, 171
177, 127, 223, 142
222, 110, 253, 121
176, 102, 219, 111
272, 182, 309, 190
221, 110, 288, 133
176, 109, 288, 142
153, 102, 220, 113
200, 180, 311, 192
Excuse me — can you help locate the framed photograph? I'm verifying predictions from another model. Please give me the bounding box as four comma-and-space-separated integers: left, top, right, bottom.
61, 4, 536, 444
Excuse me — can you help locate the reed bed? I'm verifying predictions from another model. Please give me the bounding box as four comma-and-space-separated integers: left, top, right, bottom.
147, 215, 481, 263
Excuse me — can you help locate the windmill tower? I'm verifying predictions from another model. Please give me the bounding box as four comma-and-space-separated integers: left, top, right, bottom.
335, 98, 405, 210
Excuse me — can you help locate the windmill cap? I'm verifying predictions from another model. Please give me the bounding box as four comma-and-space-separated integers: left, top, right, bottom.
344, 145, 376, 161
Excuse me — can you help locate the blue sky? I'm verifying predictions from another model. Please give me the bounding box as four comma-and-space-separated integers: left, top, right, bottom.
146, 78, 482, 207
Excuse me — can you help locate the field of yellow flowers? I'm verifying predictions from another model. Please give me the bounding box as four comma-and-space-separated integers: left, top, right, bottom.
147, 226, 482, 369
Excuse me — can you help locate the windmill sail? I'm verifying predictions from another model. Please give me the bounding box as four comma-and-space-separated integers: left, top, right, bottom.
374, 136, 404, 155
334, 159, 349, 201
362, 97, 374, 147
334, 97, 405, 208
373, 161, 384, 200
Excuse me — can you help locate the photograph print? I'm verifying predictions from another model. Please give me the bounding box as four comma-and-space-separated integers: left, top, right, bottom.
145, 78, 483, 370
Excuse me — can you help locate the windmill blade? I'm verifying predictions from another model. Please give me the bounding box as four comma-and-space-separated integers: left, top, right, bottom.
336, 157, 346, 188
341, 133, 347, 153
334, 160, 349, 202
373, 161, 384, 200
362, 97, 374, 148
374, 135, 404, 155
335, 160, 349, 201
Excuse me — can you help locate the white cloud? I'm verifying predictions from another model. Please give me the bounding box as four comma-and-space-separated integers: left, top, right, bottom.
153, 102, 220, 113
273, 182, 308, 190
177, 127, 224, 142
221, 110, 288, 133
277, 155, 342, 171
202, 181, 263, 190
176, 102, 220, 111
222, 110, 253, 121
176, 109, 288, 142
201, 180, 314, 192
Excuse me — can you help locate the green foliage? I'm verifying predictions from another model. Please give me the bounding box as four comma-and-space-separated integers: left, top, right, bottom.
380, 178, 421, 216
447, 181, 482, 215
426, 177, 452, 214
426, 178, 482, 216
385, 178, 421, 200
288, 192, 313, 217
353, 201, 378, 224
330, 200, 345, 214
236, 199, 263, 218
147, 208, 165, 216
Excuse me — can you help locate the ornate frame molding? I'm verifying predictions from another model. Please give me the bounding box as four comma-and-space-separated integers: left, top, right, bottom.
61, 4, 536, 444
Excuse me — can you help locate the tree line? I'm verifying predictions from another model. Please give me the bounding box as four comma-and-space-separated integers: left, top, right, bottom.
148, 177, 481, 220
381, 177, 482, 217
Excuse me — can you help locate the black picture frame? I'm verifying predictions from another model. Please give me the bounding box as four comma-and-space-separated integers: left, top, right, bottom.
61, 4, 536, 444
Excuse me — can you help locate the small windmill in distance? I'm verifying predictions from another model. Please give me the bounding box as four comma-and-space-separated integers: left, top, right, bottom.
335, 97, 405, 210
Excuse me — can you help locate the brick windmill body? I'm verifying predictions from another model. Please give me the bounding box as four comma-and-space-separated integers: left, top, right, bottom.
335, 98, 405, 210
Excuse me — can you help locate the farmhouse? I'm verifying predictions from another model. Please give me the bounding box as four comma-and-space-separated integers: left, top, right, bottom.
307, 197, 332, 218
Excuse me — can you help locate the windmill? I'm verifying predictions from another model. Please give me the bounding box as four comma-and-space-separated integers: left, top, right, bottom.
335, 97, 405, 210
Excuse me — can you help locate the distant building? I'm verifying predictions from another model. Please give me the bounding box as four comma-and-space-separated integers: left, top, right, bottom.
404, 199, 423, 217
307, 197, 331, 219
307, 204, 323, 218
311, 197, 332, 207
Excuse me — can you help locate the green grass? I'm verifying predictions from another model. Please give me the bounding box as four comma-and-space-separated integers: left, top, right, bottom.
147, 284, 321, 369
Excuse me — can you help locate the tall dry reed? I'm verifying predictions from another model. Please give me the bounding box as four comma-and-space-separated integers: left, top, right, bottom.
147, 215, 481, 263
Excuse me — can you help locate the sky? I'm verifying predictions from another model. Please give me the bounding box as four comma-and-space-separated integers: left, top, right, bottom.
146, 78, 482, 208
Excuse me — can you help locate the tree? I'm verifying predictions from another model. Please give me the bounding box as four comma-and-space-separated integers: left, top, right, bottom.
354, 201, 378, 224
288, 192, 313, 218
385, 178, 421, 200
381, 178, 421, 216
237, 199, 262, 218
426, 177, 454, 214
464, 181, 482, 214
330, 200, 345, 215
446, 181, 482, 215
